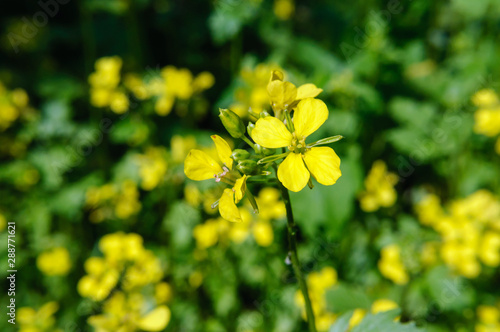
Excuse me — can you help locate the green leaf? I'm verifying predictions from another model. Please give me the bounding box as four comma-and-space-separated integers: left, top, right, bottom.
329, 310, 354, 332
351, 309, 425, 332
325, 284, 371, 312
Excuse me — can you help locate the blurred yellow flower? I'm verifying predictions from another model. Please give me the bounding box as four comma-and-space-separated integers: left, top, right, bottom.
359, 160, 398, 212
37, 247, 71, 276
378, 244, 409, 285
416, 190, 500, 278
274, 0, 295, 20
0, 81, 33, 131
18, 301, 62, 332
136, 146, 168, 190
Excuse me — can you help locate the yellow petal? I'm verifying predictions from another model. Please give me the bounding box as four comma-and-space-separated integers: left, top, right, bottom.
270, 70, 284, 82
184, 149, 222, 181
233, 175, 248, 203
293, 98, 328, 138
278, 153, 310, 192
211, 135, 233, 169
304, 147, 341, 186
219, 189, 242, 222
296, 84, 323, 100
252, 117, 293, 148
137, 306, 171, 331
267, 80, 297, 110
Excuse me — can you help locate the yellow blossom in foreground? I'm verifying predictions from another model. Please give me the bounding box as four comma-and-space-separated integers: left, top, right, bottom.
252, 98, 341, 192
37, 247, 71, 276
267, 70, 323, 113
378, 244, 409, 285
184, 135, 247, 222
359, 160, 398, 212
18, 301, 62, 332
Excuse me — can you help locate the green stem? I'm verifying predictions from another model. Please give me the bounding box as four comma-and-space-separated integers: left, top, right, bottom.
278, 181, 317, 332
241, 135, 258, 152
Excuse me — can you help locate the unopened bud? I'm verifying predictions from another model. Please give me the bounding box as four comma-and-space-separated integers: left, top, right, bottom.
231, 149, 250, 161
219, 108, 246, 138
247, 123, 255, 136
259, 111, 270, 118
236, 160, 257, 175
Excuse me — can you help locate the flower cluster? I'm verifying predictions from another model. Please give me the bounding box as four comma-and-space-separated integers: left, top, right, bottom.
136, 146, 168, 191
472, 89, 500, 154
126, 66, 214, 116
359, 160, 398, 212
36, 247, 72, 277
475, 304, 500, 332
89, 56, 129, 114
192, 187, 285, 250
18, 301, 62, 332
78, 232, 170, 331
86, 180, 142, 222
0, 81, 33, 131
184, 70, 342, 223
89, 57, 214, 117
415, 190, 500, 278
378, 244, 409, 285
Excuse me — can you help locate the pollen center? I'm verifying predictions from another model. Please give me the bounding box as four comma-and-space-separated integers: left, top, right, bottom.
287, 132, 307, 154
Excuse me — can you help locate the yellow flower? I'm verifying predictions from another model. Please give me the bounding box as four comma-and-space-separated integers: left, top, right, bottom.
359, 160, 398, 212
371, 299, 398, 314
184, 135, 248, 222
267, 70, 323, 112
18, 302, 61, 332
274, 0, 295, 20
378, 244, 409, 285
472, 89, 499, 108
252, 98, 341, 192
37, 247, 71, 276
136, 147, 168, 190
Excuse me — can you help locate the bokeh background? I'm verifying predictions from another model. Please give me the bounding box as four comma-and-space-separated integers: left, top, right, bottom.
2, 0, 500, 331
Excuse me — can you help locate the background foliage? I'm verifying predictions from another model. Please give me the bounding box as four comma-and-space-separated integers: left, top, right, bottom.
2, 0, 500, 331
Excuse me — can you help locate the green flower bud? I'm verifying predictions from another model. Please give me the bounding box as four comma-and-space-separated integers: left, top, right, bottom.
259, 111, 270, 118
261, 147, 275, 156
231, 149, 250, 161
236, 160, 257, 175
247, 123, 255, 136
219, 108, 246, 138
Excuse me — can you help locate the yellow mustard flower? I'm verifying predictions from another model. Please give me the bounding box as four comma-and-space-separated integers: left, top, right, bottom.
378, 244, 409, 285
136, 146, 168, 191
267, 70, 323, 113
475, 305, 500, 332
252, 98, 341, 192
18, 301, 62, 332
36, 247, 71, 276
88, 291, 170, 332
359, 160, 398, 212
184, 135, 248, 222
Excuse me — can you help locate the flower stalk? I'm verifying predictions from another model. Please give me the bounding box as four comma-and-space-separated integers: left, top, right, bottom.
278, 178, 317, 332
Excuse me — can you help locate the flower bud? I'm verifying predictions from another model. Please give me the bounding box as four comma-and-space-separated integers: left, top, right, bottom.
247, 123, 255, 136
236, 160, 257, 175
219, 108, 246, 138
231, 149, 250, 161
261, 147, 275, 156
259, 111, 270, 118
